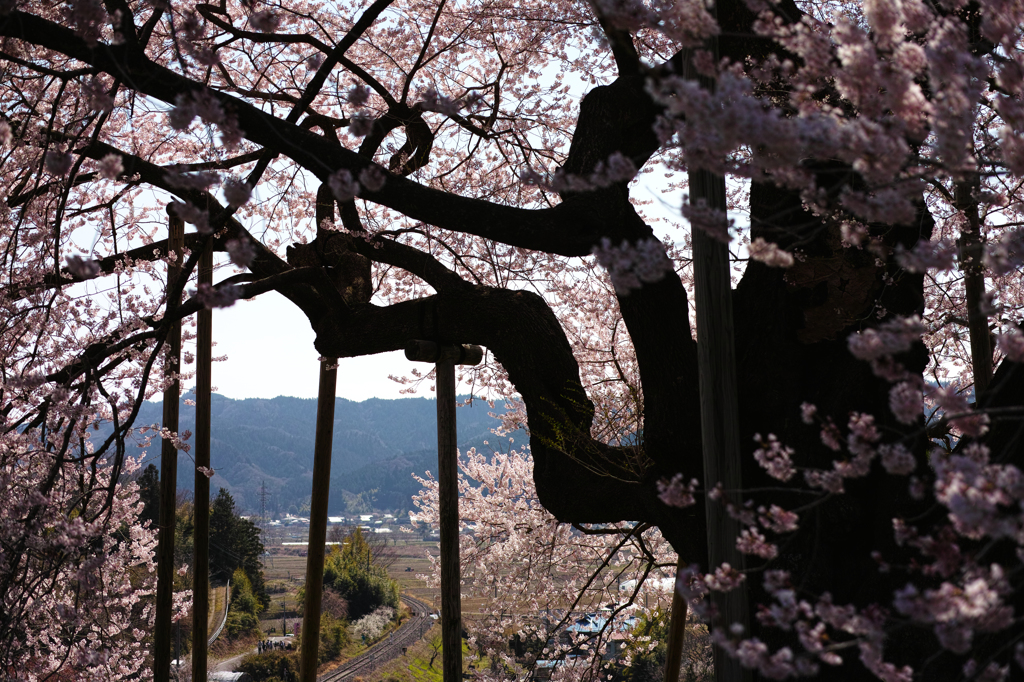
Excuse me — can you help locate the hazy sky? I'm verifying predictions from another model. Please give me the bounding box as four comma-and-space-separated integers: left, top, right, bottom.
206, 289, 433, 401
189, 173, 715, 402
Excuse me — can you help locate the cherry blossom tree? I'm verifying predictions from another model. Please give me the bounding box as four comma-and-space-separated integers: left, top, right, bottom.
411, 445, 708, 679
1, 0, 1024, 679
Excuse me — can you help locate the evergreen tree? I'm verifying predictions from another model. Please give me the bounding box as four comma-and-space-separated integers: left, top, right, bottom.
226, 568, 262, 638
137, 464, 160, 528
210, 488, 237, 581
209, 488, 268, 609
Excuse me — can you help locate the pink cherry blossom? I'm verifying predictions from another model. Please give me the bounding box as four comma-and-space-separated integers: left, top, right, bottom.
656, 473, 698, 507
748, 238, 795, 268
97, 153, 123, 181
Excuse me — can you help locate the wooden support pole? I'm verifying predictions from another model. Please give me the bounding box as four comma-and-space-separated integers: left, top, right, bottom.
192, 239, 213, 682
690, 171, 751, 682
664, 557, 689, 682
299, 358, 338, 682
154, 210, 185, 682
404, 340, 483, 682
436, 353, 461, 682
683, 30, 751, 680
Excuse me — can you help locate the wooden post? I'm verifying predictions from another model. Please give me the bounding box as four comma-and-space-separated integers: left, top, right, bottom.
435, 352, 461, 682
154, 209, 185, 682
684, 30, 751, 681
299, 358, 338, 682
663, 557, 689, 682
690, 167, 750, 677
192, 239, 213, 682
405, 340, 483, 682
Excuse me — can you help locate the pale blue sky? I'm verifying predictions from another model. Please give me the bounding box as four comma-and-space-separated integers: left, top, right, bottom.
210, 289, 430, 400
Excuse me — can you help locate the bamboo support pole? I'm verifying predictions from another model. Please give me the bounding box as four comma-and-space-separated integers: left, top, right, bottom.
154, 210, 185, 682
192, 239, 213, 682
405, 340, 483, 682
299, 358, 338, 682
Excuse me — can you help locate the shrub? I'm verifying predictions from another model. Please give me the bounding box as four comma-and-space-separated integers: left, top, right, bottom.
350, 606, 395, 642
237, 650, 298, 682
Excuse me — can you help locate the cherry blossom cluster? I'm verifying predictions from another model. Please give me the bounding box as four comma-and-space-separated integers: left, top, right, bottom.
191, 281, 242, 308
656, 472, 699, 507
710, 571, 915, 681
65, 254, 102, 279
593, 0, 718, 46
894, 238, 958, 274
225, 237, 257, 268
222, 176, 253, 207
350, 605, 395, 640
591, 236, 675, 294
328, 166, 388, 202
995, 326, 1024, 363
752, 433, 796, 481
168, 89, 244, 149
412, 446, 684, 679
520, 151, 639, 193
168, 199, 212, 233
0, 451, 160, 680
681, 196, 733, 243
925, 383, 990, 438
648, 0, 1024, 232
418, 87, 486, 117
983, 227, 1024, 277
748, 238, 795, 268
847, 315, 926, 381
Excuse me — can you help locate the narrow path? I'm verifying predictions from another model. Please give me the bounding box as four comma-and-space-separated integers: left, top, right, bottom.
215, 645, 257, 673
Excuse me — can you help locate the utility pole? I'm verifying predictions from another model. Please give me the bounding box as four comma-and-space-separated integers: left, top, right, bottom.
259, 480, 271, 568
260, 481, 269, 540
405, 340, 483, 682
154, 209, 184, 682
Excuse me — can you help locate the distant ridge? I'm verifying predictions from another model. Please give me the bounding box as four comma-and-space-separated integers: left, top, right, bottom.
118, 394, 522, 514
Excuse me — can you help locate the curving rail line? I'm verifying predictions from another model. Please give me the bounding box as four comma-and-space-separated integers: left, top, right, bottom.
317, 594, 435, 682
208, 580, 231, 647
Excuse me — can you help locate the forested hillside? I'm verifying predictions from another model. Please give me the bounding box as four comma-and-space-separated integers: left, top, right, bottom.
118, 395, 519, 513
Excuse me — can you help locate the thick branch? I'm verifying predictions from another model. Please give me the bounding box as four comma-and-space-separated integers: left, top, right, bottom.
311, 285, 704, 557
0, 10, 647, 256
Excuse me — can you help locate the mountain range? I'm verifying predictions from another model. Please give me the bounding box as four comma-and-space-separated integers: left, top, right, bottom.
119, 394, 522, 514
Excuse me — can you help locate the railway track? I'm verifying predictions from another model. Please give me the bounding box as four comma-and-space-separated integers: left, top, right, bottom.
317, 595, 435, 682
